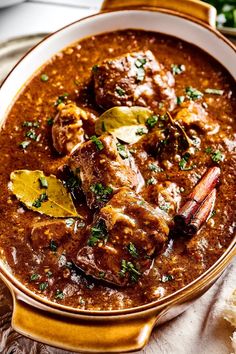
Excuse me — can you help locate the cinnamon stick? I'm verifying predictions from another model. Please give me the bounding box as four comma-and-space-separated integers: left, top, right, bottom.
174, 167, 220, 227
186, 188, 216, 235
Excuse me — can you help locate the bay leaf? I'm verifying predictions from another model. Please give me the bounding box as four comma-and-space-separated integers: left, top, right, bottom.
95, 106, 152, 144
9, 170, 79, 218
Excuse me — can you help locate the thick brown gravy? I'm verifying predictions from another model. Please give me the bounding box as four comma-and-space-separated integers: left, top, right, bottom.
0, 30, 235, 310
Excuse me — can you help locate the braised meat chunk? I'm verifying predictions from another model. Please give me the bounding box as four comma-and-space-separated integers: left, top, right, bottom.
74, 188, 169, 286
68, 134, 138, 209
52, 102, 89, 155
93, 50, 176, 112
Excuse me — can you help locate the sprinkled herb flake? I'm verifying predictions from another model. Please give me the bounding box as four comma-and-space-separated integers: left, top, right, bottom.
65, 218, 75, 228
55, 93, 69, 106
179, 153, 195, 171
90, 135, 104, 151
39, 282, 48, 291
127, 242, 139, 258
185, 87, 203, 101
210, 210, 216, 219
115, 86, 126, 96
55, 289, 64, 300
92, 64, 99, 72
99, 272, 105, 278
90, 183, 113, 203
211, 150, 224, 163
148, 163, 163, 173
159, 202, 171, 212
136, 127, 148, 136
204, 88, 224, 95
32, 193, 48, 208
88, 219, 108, 247
161, 274, 174, 283
50, 239, 57, 252
19, 141, 31, 150
119, 260, 141, 282
39, 176, 48, 189
40, 74, 49, 82
47, 117, 54, 126
30, 273, 39, 281
22, 121, 40, 128
46, 271, 53, 278
171, 64, 186, 75
176, 96, 185, 105
135, 57, 146, 82
146, 177, 157, 185
146, 115, 158, 129
117, 143, 128, 159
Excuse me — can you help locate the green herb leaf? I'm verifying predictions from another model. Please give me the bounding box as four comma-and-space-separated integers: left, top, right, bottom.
30, 273, 39, 281
39, 282, 48, 291
146, 115, 158, 129
47, 117, 54, 126
95, 106, 152, 144
136, 127, 148, 136
40, 74, 49, 82
171, 64, 185, 75
116, 143, 128, 159
135, 58, 147, 68
55, 289, 64, 299
92, 64, 99, 72
22, 121, 40, 128
146, 177, 157, 185
159, 202, 171, 212
90, 136, 104, 151
176, 96, 185, 105
39, 176, 48, 189
148, 163, 163, 173
119, 260, 141, 282
179, 153, 195, 171
204, 88, 224, 95
115, 86, 126, 96
55, 93, 69, 106
19, 141, 31, 149
10, 170, 79, 217
205, 146, 213, 154
46, 271, 53, 278
88, 219, 108, 247
211, 150, 224, 163
161, 274, 174, 283
90, 183, 113, 203
127, 243, 139, 258
185, 87, 203, 100
50, 239, 57, 252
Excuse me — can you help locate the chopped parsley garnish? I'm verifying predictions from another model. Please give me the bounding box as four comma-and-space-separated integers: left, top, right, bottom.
185, 87, 203, 100
19, 141, 31, 149
50, 239, 57, 252
40, 74, 49, 82
55, 289, 64, 300
47, 117, 54, 125
30, 273, 39, 281
146, 115, 158, 129
161, 274, 174, 283
25, 129, 38, 141
171, 64, 186, 75
127, 242, 139, 258
39, 176, 48, 189
119, 260, 141, 282
205, 147, 224, 163
176, 96, 185, 105
210, 210, 216, 219
179, 153, 195, 171
88, 219, 108, 247
32, 193, 48, 208
135, 57, 146, 81
146, 177, 157, 185
204, 88, 224, 95
55, 93, 69, 106
46, 271, 53, 278
90, 183, 113, 203
211, 150, 224, 163
22, 120, 40, 128
115, 86, 126, 96
92, 64, 99, 72
159, 202, 171, 212
117, 143, 128, 159
90, 135, 104, 151
99, 272, 105, 278
148, 163, 163, 173
136, 127, 147, 136
65, 218, 75, 228
39, 282, 48, 291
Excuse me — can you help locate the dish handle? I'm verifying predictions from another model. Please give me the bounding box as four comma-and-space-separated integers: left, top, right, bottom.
101, 0, 217, 27
12, 294, 158, 353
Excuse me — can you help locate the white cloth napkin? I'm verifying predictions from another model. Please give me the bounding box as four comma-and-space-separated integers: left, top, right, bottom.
0, 258, 235, 354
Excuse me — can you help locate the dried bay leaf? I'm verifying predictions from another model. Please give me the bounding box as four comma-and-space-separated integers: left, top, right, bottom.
95, 106, 152, 144
10, 170, 79, 218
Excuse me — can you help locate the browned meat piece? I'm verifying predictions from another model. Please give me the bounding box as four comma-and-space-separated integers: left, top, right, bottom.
93, 50, 176, 111
74, 188, 169, 286
174, 101, 219, 133
30, 220, 73, 250
68, 134, 138, 209
52, 102, 96, 155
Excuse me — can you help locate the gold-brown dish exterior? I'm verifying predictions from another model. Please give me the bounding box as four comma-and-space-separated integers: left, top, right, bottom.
0, 0, 235, 352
